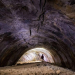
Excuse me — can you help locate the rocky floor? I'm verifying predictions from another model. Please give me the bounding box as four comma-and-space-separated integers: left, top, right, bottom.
0, 62, 75, 75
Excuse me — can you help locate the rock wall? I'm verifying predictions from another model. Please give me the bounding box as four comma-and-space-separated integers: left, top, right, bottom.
0, 0, 75, 71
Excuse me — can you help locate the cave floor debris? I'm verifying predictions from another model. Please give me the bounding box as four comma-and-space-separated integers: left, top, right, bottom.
0, 62, 75, 75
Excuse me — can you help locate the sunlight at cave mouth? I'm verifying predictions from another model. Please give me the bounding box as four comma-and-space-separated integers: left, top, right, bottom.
16, 48, 54, 64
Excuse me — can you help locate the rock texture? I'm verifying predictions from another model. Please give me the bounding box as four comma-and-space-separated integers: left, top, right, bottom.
48, 0, 75, 24
0, 62, 75, 75
0, 0, 75, 71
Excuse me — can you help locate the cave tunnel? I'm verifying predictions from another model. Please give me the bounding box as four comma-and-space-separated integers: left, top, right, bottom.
16, 48, 54, 64
0, 0, 75, 74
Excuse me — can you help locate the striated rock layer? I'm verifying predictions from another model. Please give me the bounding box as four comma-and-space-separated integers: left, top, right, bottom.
0, 0, 75, 71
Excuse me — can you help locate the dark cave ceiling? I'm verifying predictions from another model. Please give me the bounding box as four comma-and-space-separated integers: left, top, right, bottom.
0, 0, 75, 71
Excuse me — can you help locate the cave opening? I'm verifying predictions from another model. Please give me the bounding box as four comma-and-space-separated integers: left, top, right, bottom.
16, 48, 54, 65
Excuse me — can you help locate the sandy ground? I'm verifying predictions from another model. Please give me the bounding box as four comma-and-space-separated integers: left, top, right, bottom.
0, 62, 75, 75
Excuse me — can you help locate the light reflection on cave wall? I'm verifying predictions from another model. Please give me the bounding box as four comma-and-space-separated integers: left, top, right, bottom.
17, 48, 54, 64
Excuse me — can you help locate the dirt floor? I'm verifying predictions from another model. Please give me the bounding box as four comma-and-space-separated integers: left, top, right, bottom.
0, 62, 75, 75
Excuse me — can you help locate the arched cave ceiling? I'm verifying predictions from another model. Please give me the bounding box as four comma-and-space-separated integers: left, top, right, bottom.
0, 0, 75, 71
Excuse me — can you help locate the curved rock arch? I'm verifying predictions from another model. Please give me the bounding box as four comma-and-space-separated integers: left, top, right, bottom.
0, 0, 75, 71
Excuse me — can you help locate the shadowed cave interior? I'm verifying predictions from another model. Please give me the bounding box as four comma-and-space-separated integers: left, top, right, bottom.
0, 0, 75, 74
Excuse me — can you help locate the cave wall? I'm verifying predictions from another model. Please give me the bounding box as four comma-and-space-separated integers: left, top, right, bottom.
0, 0, 75, 71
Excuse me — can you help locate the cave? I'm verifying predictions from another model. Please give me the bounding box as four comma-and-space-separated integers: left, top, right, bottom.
16, 48, 54, 64
0, 0, 75, 75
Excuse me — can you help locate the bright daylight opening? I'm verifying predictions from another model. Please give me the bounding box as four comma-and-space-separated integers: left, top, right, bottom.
16, 48, 54, 65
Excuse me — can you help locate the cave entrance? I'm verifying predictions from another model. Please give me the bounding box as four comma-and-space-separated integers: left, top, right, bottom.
16, 48, 54, 65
